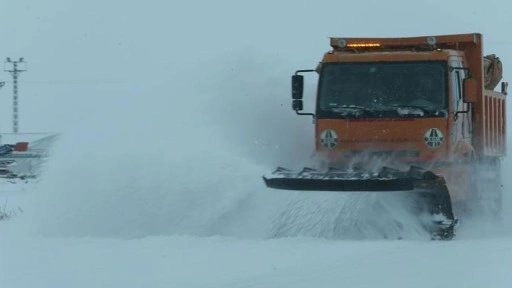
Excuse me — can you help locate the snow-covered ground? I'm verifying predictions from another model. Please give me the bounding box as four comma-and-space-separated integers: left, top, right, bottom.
1, 141, 512, 287
1, 176, 512, 288
1, 233, 511, 288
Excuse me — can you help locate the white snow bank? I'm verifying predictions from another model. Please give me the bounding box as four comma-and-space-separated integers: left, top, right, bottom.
1, 234, 511, 288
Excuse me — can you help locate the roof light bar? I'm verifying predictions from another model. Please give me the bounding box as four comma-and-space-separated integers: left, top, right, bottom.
346, 43, 381, 48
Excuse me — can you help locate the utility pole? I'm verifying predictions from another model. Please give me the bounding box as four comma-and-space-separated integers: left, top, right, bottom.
0, 81, 4, 143
3, 58, 27, 133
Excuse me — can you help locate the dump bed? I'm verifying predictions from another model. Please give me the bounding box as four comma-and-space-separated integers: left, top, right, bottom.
482, 89, 506, 157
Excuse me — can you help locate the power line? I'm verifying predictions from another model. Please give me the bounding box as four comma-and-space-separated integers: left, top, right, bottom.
3, 58, 27, 134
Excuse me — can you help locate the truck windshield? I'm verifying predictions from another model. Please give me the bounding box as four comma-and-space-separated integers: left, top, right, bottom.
317, 61, 448, 118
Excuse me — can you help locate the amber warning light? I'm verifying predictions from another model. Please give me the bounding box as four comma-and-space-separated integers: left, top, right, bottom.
346, 43, 381, 48
337, 39, 381, 48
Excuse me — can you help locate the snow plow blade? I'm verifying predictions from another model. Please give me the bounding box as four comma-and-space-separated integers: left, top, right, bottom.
264, 167, 414, 191
263, 166, 457, 240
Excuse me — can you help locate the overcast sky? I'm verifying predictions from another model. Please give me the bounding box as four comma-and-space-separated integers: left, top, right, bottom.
0, 0, 510, 136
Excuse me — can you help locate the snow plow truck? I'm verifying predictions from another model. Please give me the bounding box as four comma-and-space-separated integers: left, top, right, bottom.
263, 33, 507, 240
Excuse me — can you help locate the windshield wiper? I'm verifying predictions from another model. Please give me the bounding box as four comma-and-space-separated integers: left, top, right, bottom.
392, 104, 430, 113
389, 105, 447, 117
329, 105, 369, 111
329, 105, 373, 116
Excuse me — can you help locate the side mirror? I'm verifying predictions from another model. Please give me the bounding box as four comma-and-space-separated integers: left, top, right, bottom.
292, 75, 304, 100
290, 69, 316, 119
292, 100, 303, 111
463, 78, 478, 103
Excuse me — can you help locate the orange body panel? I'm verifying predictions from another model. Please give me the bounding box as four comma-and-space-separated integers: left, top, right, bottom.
316, 118, 450, 164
